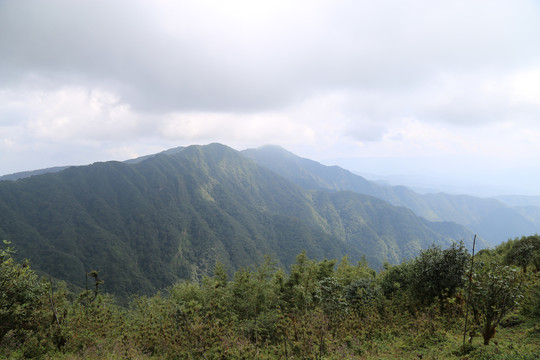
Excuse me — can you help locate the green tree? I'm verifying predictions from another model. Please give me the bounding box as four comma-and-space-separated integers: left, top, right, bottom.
380, 261, 413, 299
410, 241, 468, 306
505, 234, 540, 273
281, 252, 315, 312
0, 241, 48, 343
230, 256, 279, 344
345, 277, 381, 311
521, 273, 540, 319
335, 255, 376, 287
469, 262, 525, 345
315, 276, 347, 334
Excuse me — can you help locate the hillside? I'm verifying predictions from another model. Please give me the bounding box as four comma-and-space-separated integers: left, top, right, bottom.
0, 144, 474, 299
0, 166, 72, 181
242, 145, 539, 244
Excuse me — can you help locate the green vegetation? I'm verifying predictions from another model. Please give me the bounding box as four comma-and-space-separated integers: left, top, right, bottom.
243, 145, 540, 245
0, 241, 47, 343
1, 237, 539, 359
1, 144, 538, 357
469, 262, 525, 345
0, 144, 475, 301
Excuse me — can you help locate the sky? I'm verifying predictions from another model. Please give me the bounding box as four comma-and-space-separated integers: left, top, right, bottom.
1, 0, 540, 196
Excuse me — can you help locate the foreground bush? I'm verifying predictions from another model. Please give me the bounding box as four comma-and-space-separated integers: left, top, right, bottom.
1, 240, 538, 359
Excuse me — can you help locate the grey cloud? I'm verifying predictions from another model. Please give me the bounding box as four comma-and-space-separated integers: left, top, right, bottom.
343, 120, 387, 142
1, 0, 539, 116
0, 0, 301, 112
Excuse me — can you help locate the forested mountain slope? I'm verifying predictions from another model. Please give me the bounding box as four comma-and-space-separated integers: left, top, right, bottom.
0, 166, 72, 181
0, 144, 475, 299
243, 145, 538, 244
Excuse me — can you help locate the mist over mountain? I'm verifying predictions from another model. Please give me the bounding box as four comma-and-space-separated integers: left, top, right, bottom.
242, 145, 540, 245
328, 156, 540, 198
495, 195, 540, 208
0, 144, 480, 300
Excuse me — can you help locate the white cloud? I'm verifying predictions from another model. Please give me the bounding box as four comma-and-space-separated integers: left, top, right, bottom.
2, 87, 137, 142
507, 68, 540, 106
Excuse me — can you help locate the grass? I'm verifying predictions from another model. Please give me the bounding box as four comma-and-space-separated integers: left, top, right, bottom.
352, 318, 540, 360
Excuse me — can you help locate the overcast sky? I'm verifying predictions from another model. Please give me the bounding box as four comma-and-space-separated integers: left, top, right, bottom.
1, 0, 540, 195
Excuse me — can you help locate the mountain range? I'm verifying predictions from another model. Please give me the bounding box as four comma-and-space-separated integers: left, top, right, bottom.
242, 145, 540, 245
0, 143, 536, 301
